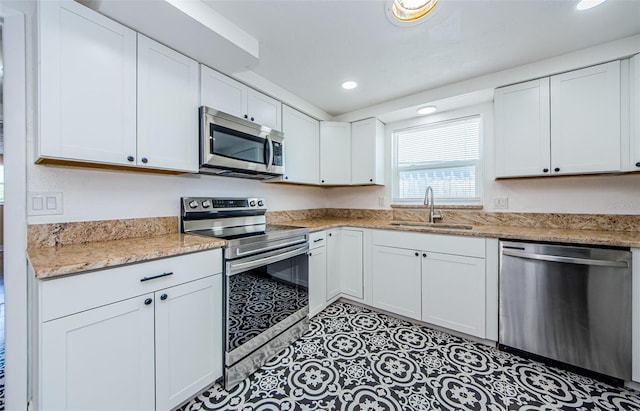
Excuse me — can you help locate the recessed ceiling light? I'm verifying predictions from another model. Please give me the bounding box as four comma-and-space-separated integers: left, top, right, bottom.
576, 0, 608, 10
417, 105, 437, 115
342, 81, 358, 90
386, 0, 439, 26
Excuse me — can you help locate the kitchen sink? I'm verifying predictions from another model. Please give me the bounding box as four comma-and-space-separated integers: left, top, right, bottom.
389, 222, 473, 230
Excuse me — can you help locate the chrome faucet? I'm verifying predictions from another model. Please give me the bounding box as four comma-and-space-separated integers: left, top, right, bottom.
424, 186, 443, 223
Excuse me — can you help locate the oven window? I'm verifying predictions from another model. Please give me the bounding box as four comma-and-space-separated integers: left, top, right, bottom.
211, 124, 267, 164
226, 253, 308, 352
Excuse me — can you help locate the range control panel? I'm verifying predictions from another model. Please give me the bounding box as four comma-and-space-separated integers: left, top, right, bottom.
181, 197, 265, 213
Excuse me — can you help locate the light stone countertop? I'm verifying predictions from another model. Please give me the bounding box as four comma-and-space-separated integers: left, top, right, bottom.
29, 233, 226, 279
280, 218, 640, 248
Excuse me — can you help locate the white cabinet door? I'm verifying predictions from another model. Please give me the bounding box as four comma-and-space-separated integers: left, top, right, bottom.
40, 295, 155, 411
494, 78, 551, 177
351, 118, 385, 185
309, 245, 327, 317
200, 64, 247, 119
39, 0, 137, 165
155, 275, 222, 410
326, 230, 342, 300
422, 252, 486, 338
371, 246, 422, 320
137, 35, 199, 172
320, 121, 351, 185
247, 88, 282, 131
551, 61, 621, 175
341, 229, 364, 299
631, 54, 640, 172
281, 105, 320, 184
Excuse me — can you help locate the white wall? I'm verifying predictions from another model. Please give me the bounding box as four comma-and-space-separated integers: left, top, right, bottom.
328, 102, 640, 215
27, 165, 328, 224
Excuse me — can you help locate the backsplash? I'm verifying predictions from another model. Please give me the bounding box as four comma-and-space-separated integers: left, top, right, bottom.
392, 209, 640, 232
28, 217, 179, 248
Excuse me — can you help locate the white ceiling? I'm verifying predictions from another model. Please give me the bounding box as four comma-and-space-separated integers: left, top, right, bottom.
203, 0, 640, 117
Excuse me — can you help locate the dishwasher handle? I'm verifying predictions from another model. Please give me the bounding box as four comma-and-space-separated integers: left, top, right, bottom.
502, 248, 629, 268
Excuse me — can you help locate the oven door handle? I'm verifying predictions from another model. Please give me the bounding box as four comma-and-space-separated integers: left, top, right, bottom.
227, 243, 309, 276
235, 238, 307, 257
502, 249, 629, 268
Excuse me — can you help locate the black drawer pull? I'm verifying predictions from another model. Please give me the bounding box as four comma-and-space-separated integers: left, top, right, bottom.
542, 168, 549, 173
554, 167, 560, 172
160, 293, 168, 301
313, 238, 324, 243
140, 272, 174, 282
636, 161, 640, 168
414, 252, 419, 257
144, 298, 153, 305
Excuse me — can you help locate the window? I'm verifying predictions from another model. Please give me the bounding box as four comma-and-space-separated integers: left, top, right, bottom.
392, 115, 482, 204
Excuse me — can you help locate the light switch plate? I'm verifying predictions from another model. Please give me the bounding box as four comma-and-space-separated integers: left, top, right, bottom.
28, 192, 63, 215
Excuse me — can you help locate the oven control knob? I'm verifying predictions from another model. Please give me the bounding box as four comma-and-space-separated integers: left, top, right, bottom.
188, 200, 198, 209
249, 200, 256, 207
201, 200, 211, 208
257, 200, 264, 207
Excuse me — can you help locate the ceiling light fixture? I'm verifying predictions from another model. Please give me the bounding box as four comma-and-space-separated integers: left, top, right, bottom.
341, 81, 358, 90
417, 105, 437, 115
391, 0, 438, 22
576, 0, 608, 10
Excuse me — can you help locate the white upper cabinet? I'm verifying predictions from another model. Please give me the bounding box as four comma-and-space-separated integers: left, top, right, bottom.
351, 118, 385, 185
550, 61, 621, 175
137, 35, 199, 172
494, 78, 551, 177
200, 65, 282, 131
495, 60, 623, 178
320, 121, 351, 185
629, 54, 640, 172
39, 0, 137, 166
281, 105, 320, 184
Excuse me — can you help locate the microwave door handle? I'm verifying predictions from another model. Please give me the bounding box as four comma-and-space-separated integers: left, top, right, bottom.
266, 137, 274, 171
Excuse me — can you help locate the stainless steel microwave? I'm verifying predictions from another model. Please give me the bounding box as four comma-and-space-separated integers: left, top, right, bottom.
199, 106, 284, 180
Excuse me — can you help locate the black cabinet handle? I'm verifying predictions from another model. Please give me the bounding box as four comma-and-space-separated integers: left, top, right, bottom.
144, 298, 153, 305
244, 114, 248, 119
313, 238, 324, 243
140, 272, 174, 282
127, 155, 134, 162
141, 157, 148, 164
542, 168, 549, 173
414, 252, 419, 257
422, 253, 427, 258
160, 293, 168, 301
285, 176, 289, 180
328, 233, 332, 237
554, 167, 560, 172
369, 179, 373, 182
635, 162, 640, 168
308, 252, 312, 257
251, 117, 255, 121
321, 180, 325, 183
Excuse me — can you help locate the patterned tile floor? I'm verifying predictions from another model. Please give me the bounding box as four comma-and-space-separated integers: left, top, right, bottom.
180, 302, 640, 411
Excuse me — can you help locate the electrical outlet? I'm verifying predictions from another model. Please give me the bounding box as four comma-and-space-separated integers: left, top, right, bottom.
493, 197, 509, 209
28, 192, 63, 215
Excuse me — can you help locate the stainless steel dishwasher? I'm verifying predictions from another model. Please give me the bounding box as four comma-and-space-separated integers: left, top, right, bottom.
499, 241, 632, 381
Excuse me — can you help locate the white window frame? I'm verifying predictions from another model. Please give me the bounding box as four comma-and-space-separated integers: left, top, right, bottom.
391, 114, 484, 205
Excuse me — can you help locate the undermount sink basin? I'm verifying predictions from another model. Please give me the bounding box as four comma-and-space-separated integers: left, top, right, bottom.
389, 222, 473, 230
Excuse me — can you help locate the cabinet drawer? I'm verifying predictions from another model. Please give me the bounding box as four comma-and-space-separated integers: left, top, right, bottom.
372, 229, 485, 258
40, 249, 222, 322
309, 231, 327, 249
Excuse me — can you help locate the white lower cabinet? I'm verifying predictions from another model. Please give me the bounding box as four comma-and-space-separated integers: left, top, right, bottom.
422, 252, 486, 337
155, 276, 222, 410
309, 231, 328, 317
326, 230, 342, 300
371, 246, 422, 320
41, 295, 156, 411
341, 229, 364, 299
37, 249, 223, 411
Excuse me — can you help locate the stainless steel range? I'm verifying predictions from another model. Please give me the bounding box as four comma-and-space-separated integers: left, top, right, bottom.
181, 197, 309, 389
